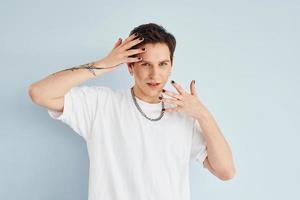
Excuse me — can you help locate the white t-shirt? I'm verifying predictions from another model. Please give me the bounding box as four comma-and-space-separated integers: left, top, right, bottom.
48, 85, 207, 200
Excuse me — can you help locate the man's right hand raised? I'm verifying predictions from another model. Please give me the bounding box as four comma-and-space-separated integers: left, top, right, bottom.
94, 33, 146, 73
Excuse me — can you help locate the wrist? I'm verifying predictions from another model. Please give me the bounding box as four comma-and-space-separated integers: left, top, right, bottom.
94, 58, 108, 69
195, 106, 211, 121
92, 59, 114, 76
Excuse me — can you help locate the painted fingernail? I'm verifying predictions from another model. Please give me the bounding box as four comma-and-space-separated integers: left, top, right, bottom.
142, 48, 145, 51
193, 80, 195, 84
138, 57, 142, 60
139, 37, 144, 40
134, 33, 138, 36
162, 108, 165, 112
159, 96, 162, 100
162, 89, 166, 93
171, 80, 175, 84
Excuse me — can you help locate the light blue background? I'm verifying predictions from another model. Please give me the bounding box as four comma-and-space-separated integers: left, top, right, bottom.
1, 0, 299, 199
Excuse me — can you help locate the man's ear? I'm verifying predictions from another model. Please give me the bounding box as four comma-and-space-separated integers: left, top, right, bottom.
127, 63, 134, 76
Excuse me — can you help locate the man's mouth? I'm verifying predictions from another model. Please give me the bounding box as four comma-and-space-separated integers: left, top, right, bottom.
147, 82, 160, 88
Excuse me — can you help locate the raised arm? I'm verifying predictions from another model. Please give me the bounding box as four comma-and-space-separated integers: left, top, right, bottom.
28, 33, 146, 112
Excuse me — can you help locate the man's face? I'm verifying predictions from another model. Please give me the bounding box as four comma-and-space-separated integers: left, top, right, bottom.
127, 42, 172, 99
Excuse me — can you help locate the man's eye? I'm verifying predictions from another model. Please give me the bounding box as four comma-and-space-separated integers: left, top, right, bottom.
142, 63, 149, 66
160, 62, 167, 66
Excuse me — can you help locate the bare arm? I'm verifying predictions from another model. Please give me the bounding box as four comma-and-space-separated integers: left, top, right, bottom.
28, 60, 112, 112
197, 111, 236, 181
28, 33, 146, 112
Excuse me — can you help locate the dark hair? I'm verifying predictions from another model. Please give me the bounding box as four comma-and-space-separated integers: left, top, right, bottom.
129, 23, 176, 64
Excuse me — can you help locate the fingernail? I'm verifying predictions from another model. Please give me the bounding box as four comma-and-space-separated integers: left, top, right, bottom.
193, 80, 195, 84
171, 80, 175, 84
162, 89, 166, 93
138, 57, 142, 60
142, 48, 145, 51
162, 108, 165, 112
158, 96, 162, 100
139, 37, 144, 40
134, 33, 138, 36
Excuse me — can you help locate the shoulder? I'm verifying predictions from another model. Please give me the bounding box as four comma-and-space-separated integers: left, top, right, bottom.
73, 85, 117, 96
79, 85, 113, 93
88, 86, 129, 103
65, 85, 120, 104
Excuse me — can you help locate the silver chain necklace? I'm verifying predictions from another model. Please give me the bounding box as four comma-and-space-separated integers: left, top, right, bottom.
130, 87, 165, 121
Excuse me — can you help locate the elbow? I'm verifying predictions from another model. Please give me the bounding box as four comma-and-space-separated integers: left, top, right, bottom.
28, 83, 40, 103
218, 167, 236, 181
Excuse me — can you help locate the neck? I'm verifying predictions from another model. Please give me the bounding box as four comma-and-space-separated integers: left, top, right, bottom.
132, 85, 161, 104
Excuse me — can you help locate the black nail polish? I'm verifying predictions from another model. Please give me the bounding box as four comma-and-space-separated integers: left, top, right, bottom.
162, 89, 166, 93
142, 48, 145, 51
139, 37, 143, 40
162, 108, 165, 112
159, 96, 162, 100
134, 33, 138, 36
171, 80, 175, 84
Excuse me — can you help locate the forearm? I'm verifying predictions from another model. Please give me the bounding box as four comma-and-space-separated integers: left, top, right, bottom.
196, 110, 235, 178
29, 59, 110, 102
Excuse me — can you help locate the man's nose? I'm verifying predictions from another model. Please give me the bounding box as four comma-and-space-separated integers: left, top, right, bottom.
149, 66, 159, 77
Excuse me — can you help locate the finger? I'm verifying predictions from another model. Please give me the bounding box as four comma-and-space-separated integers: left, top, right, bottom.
190, 80, 197, 96
161, 97, 184, 106
170, 80, 187, 95
163, 106, 180, 113
119, 33, 139, 48
162, 89, 183, 100
124, 48, 146, 57
113, 38, 122, 49
125, 56, 142, 63
120, 36, 144, 51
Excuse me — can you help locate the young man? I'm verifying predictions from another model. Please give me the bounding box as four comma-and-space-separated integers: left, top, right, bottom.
29, 23, 235, 200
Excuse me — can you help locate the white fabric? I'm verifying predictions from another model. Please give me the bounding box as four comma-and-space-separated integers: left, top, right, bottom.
48, 85, 207, 200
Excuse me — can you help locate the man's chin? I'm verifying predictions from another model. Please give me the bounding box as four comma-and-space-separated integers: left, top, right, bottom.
149, 91, 164, 100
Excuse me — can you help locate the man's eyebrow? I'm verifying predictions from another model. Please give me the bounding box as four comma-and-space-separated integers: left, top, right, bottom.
141, 59, 170, 63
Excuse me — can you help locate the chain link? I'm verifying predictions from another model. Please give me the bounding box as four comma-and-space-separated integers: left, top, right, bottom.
130, 87, 165, 121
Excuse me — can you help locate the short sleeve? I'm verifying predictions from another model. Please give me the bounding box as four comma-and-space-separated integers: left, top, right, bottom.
47, 85, 112, 141
190, 118, 208, 168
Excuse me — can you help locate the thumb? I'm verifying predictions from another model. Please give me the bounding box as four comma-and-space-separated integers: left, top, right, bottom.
113, 38, 122, 49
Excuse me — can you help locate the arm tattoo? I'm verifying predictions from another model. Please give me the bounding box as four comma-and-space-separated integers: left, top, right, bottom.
50, 62, 113, 77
